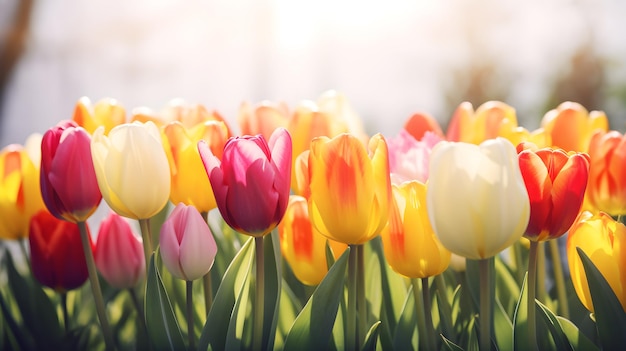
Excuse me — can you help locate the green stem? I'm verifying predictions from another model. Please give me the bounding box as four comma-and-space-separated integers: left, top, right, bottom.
411, 278, 427, 350
421, 277, 437, 351
537, 242, 546, 303
138, 219, 154, 272
347, 245, 357, 351
514, 241, 525, 284
528, 240, 539, 350
201, 212, 213, 317
549, 239, 569, 318
253, 237, 265, 351
356, 244, 365, 350
19, 238, 32, 274
61, 292, 69, 334
187, 280, 195, 350
128, 288, 149, 343
77, 221, 114, 351
478, 258, 491, 351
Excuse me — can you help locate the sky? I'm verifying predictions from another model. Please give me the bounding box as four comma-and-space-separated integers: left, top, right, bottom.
1, 0, 625, 146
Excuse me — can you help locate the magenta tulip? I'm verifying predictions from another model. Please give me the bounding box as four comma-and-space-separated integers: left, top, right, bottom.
160, 203, 218, 281
94, 212, 145, 288
40, 121, 102, 223
198, 128, 292, 237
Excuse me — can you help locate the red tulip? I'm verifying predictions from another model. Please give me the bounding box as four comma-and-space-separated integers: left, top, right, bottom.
94, 212, 145, 288
29, 210, 90, 292
199, 128, 292, 237
517, 143, 590, 241
40, 121, 102, 223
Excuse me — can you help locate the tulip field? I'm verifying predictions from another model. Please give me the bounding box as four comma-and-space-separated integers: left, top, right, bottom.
0, 92, 625, 350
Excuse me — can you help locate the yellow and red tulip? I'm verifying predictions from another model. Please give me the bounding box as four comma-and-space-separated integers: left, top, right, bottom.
308, 133, 391, 245
29, 210, 91, 292
586, 130, 626, 216
162, 120, 230, 212
40, 121, 102, 223
427, 138, 530, 259
517, 143, 590, 241
91, 121, 171, 220
381, 181, 450, 278
567, 211, 626, 312
199, 128, 292, 237
0, 135, 45, 240
94, 212, 145, 289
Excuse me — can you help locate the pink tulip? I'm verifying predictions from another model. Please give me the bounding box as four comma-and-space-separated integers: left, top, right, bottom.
198, 128, 292, 237
94, 212, 145, 288
40, 121, 102, 223
387, 130, 442, 184
160, 203, 217, 281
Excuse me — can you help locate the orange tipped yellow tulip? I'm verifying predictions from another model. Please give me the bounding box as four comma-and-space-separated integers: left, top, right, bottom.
586, 130, 626, 216
72, 97, 126, 135
308, 133, 391, 245
567, 211, 626, 312
381, 181, 450, 278
541, 101, 608, 152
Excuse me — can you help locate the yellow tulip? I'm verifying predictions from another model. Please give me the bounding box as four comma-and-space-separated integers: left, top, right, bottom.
308, 133, 391, 245
567, 211, 626, 312
381, 181, 450, 278
541, 101, 608, 153
427, 138, 530, 259
0, 134, 45, 240
162, 120, 230, 212
72, 97, 126, 134
279, 195, 347, 285
91, 122, 171, 219
446, 101, 519, 145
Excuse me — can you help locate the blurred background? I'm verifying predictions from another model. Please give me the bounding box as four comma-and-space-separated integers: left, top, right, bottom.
1, 0, 626, 146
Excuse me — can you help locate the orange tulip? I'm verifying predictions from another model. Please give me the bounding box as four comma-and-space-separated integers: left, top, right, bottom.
162, 120, 230, 212
541, 101, 608, 152
586, 130, 626, 216
279, 195, 347, 285
308, 133, 391, 245
292, 150, 311, 198
72, 97, 126, 135
381, 181, 450, 278
0, 135, 45, 240
567, 211, 626, 312
403, 112, 444, 141
517, 143, 590, 241
445, 101, 518, 145
238, 100, 290, 141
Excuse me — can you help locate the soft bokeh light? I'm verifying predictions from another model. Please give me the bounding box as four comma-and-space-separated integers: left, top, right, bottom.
1, 0, 625, 146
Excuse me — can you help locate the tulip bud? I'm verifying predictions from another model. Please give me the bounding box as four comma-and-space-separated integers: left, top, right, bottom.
160, 203, 217, 281
94, 212, 145, 288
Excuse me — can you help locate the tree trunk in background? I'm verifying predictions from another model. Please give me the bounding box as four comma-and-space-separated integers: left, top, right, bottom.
0, 0, 34, 120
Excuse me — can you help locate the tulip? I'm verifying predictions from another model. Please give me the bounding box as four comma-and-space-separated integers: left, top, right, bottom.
403, 112, 444, 141
29, 210, 90, 292
94, 212, 145, 289
317, 90, 367, 142
162, 120, 230, 212
91, 121, 171, 220
387, 130, 442, 184
162, 100, 233, 131
567, 211, 626, 312
0, 135, 45, 240
517, 143, 590, 241
40, 121, 102, 223
381, 181, 450, 278
308, 133, 392, 245
72, 97, 126, 134
445, 101, 519, 145
292, 150, 311, 198
238, 100, 290, 142
160, 203, 217, 281
427, 137, 530, 260
199, 128, 292, 237
279, 195, 347, 285
541, 101, 608, 152
586, 130, 626, 216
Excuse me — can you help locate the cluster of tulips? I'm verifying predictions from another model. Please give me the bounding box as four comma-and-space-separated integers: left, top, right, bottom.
0, 90, 625, 351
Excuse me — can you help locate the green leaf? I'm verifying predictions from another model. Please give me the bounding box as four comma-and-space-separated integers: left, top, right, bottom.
493, 297, 513, 350
536, 300, 573, 351
577, 248, 626, 349
145, 251, 186, 351
0, 285, 35, 350
6, 250, 63, 350
441, 334, 465, 351
555, 316, 599, 351
494, 255, 521, 315
512, 273, 528, 351
360, 321, 381, 351
198, 237, 255, 351
224, 264, 252, 351
283, 247, 350, 351
392, 285, 416, 351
